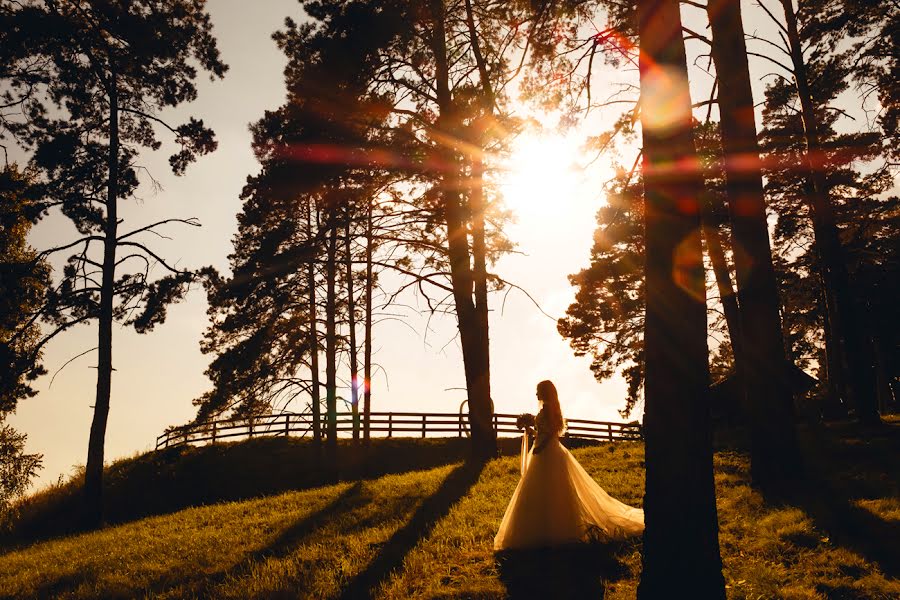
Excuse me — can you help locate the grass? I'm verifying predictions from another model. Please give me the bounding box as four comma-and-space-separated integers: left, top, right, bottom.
0, 421, 897, 599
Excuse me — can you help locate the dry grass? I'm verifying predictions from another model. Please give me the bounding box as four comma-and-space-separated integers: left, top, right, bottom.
0, 422, 897, 599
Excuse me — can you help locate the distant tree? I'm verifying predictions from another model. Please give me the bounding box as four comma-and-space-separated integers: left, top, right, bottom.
558, 159, 646, 417
772, 0, 880, 423
250, 0, 532, 459
0, 422, 41, 527
196, 5, 401, 455
749, 0, 897, 424
809, 0, 900, 414
0, 165, 46, 523
636, 0, 725, 596
2, 0, 226, 525
0, 165, 49, 409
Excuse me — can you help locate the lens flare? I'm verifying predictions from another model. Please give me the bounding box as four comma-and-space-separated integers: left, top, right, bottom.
640, 65, 692, 135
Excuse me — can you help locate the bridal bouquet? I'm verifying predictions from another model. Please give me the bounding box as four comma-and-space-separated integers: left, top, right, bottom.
515, 413, 535, 429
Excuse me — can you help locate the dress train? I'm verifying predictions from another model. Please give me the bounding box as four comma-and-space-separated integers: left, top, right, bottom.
494, 434, 644, 550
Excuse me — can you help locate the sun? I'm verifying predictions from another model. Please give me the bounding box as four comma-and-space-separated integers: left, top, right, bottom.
496, 131, 586, 218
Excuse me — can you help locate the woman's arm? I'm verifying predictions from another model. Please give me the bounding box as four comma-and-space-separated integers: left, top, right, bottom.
531, 410, 551, 454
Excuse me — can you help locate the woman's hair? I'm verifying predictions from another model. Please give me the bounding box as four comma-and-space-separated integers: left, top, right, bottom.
536, 380, 565, 434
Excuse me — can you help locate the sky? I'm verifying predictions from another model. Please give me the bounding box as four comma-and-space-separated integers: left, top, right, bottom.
9, 0, 862, 489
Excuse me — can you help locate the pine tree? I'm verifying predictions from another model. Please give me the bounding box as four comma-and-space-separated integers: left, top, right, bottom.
0, 165, 46, 523
2, 0, 226, 525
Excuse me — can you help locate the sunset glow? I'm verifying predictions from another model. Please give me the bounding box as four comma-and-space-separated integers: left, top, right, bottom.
497, 132, 586, 218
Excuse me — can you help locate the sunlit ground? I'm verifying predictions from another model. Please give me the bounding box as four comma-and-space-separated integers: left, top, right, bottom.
3, 423, 898, 598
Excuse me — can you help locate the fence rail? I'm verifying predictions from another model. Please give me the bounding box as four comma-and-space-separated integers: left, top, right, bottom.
155, 411, 643, 450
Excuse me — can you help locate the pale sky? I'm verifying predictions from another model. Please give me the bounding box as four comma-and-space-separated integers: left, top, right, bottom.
10, 0, 865, 488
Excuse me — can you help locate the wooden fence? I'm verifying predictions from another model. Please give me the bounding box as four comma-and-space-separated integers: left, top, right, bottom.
155, 411, 642, 450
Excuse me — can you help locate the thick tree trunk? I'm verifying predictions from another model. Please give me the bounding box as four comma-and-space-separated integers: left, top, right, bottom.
363, 196, 373, 445
429, 0, 495, 459
307, 199, 321, 444
325, 214, 338, 457
637, 1, 725, 596
707, 0, 802, 487
779, 0, 879, 425
84, 75, 118, 527
445, 185, 495, 459
344, 212, 359, 442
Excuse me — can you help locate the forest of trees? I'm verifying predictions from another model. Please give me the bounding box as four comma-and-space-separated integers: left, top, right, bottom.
1, 0, 897, 595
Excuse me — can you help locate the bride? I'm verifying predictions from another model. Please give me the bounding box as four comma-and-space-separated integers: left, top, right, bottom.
494, 380, 645, 550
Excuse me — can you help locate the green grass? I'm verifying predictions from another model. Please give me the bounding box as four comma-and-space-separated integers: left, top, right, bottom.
1, 422, 898, 599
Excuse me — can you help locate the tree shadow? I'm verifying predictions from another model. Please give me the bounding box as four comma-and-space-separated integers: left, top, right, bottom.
784, 422, 900, 579
790, 482, 899, 579
3, 437, 476, 550
140, 482, 366, 599
496, 541, 630, 599
337, 459, 486, 600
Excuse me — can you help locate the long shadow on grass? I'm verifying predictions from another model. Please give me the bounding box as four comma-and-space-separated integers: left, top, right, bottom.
3, 437, 490, 551
791, 483, 900, 578
143, 481, 366, 599
787, 423, 900, 579
338, 459, 486, 600
496, 541, 629, 599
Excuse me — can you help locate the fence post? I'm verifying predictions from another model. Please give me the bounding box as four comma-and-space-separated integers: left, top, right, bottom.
249, 420, 254, 439
493, 413, 498, 432
459, 414, 463, 438
284, 413, 290, 437
608, 423, 613, 441
421, 414, 426, 438
388, 413, 393, 438
212, 422, 217, 444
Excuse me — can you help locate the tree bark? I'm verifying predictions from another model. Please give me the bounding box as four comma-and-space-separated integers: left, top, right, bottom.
344, 209, 359, 442
307, 198, 321, 445
469, 151, 493, 452
84, 73, 118, 527
821, 282, 848, 418
707, 0, 802, 487
363, 196, 373, 445
700, 194, 746, 400
779, 0, 879, 425
325, 212, 338, 458
429, 0, 495, 459
637, 0, 725, 596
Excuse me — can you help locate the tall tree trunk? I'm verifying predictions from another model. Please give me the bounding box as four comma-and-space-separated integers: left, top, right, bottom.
325, 213, 338, 458
465, 1, 494, 446
637, 1, 725, 596
872, 336, 895, 414
469, 151, 493, 449
84, 74, 118, 527
700, 194, 747, 407
779, 0, 879, 425
344, 210, 359, 443
429, 0, 495, 459
307, 198, 321, 445
363, 196, 373, 445
707, 0, 802, 487
821, 283, 848, 418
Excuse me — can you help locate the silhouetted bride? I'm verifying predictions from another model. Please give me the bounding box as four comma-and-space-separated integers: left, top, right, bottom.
494, 380, 644, 550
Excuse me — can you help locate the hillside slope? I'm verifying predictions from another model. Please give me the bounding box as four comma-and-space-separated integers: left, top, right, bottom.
1, 424, 898, 599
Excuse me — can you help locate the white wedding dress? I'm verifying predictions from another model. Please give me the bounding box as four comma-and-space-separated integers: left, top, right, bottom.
494, 409, 645, 550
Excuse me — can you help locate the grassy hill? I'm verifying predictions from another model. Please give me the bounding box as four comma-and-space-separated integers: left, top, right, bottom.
0, 422, 898, 599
